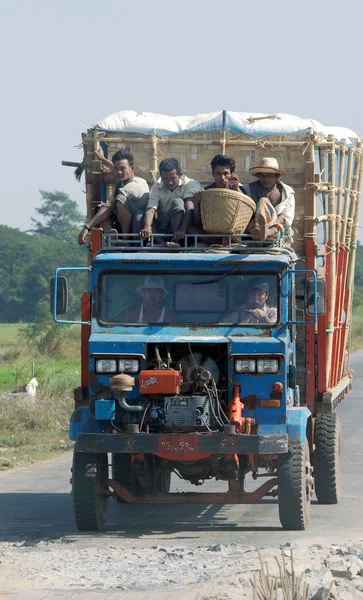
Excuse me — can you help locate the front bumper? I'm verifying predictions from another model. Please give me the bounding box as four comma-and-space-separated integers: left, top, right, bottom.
76, 432, 288, 456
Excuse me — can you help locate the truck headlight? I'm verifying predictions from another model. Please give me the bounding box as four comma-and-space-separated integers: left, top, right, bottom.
96, 359, 117, 373
257, 359, 279, 374
118, 359, 139, 374
235, 359, 256, 373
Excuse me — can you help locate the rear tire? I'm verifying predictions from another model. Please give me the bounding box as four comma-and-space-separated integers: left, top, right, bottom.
278, 441, 311, 530
72, 450, 109, 531
314, 413, 342, 504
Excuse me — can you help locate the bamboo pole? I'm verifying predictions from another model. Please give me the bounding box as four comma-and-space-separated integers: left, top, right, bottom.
106, 185, 113, 204
304, 138, 316, 240
345, 147, 362, 246
319, 146, 328, 241
340, 148, 354, 242
344, 142, 363, 373
62, 161, 84, 168
325, 136, 337, 382
221, 110, 227, 155
86, 183, 94, 221
84, 137, 95, 227
151, 134, 158, 183
85, 130, 346, 149
336, 147, 346, 242
346, 142, 363, 285
84, 136, 333, 148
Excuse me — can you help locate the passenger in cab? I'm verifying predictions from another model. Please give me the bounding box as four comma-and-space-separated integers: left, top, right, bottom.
140, 158, 201, 245
78, 148, 149, 245
124, 276, 177, 323
243, 157, 295, 243
191, 155, 244, 232
220, 277, 277, 325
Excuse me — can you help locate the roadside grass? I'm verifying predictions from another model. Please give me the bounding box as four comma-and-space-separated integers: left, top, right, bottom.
351, 310, 363, 353
0, 323, 80, 469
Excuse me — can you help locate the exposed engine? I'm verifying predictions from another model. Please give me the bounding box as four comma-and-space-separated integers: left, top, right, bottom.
110, 343, 229, 434
108, 343, 235, 486
146, 344, 228, 433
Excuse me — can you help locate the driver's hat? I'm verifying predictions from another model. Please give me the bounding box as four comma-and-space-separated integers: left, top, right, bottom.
137, 276, 168, 297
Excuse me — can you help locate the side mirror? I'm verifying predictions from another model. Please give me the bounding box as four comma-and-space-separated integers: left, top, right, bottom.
50, 276, 68, 315
305, 277, 326, 317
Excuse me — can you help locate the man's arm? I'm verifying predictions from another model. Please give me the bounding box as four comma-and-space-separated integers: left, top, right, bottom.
250, 307, 276, 324
140, 183, 159, 239
94, 148, 114, 172
78, 203, 115, 245
139, 208, 156, 239
174, 198, 195, 241
230, 174, 242, 192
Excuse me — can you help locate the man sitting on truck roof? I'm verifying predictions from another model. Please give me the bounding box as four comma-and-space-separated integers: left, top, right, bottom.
124, 276, 177, 323
242, 157, 295, 243
78, 148, 149, 245
139, 158, 201, 245
191, 154, 244, 234
219, 277, 277, 325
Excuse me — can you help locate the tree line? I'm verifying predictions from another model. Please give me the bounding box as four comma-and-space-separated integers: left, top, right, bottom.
0, 191, 86, 323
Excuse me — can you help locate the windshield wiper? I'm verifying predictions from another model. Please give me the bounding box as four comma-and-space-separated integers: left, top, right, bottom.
192, 269, 241, 285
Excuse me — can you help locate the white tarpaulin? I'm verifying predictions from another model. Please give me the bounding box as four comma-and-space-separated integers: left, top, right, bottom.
93, 110, 359, 144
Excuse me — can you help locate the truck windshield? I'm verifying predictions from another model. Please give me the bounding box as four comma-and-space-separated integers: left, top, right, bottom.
99, 272, 279, 326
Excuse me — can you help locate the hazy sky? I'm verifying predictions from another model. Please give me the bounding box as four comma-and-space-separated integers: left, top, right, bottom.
1, 0, 362, 235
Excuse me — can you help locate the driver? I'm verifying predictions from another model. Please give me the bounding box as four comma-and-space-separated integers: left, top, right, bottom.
124, 276, 177, 323
220, 277, 277, 324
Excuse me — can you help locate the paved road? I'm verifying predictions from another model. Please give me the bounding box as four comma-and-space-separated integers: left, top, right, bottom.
1, 352, 363, 549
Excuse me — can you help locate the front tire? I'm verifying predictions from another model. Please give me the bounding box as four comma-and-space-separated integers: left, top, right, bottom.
72, 450, 109, 531
278, 441, 311, 530
313, 413, 342, 504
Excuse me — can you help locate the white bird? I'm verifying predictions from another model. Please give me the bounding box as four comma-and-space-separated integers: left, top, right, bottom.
1, 378, 39, 401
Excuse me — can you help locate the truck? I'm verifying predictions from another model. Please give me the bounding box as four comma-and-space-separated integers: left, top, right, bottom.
53, 110, 363, 531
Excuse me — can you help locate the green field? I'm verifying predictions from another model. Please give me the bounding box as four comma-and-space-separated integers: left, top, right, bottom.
0, 323, 80, 469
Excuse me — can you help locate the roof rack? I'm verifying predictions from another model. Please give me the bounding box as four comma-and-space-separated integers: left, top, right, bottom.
100, 233, 293, 255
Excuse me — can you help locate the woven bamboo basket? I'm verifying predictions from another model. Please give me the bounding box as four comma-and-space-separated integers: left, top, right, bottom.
200, 189, 256, 234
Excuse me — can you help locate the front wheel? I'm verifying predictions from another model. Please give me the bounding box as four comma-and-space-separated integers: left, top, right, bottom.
72, 450, 109, 531
278, 441, 312, 530
313, 413, 342, 504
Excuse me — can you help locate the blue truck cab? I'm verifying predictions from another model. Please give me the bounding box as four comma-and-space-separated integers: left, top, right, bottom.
53, 234, 319, 532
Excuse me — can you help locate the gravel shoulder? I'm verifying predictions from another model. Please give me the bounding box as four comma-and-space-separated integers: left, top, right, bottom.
1, 538, 363, 599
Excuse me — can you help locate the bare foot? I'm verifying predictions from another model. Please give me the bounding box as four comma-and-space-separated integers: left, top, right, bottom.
166, 241, 180, 248
257, 214, 268, 241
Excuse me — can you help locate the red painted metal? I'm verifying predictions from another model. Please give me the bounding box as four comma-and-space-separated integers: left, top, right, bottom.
139, 369, 183, 395
339, 288, 351, 381
336, 247, 350, 383
330, 244, 348, 388
91, 229, 102, 256
305, 240, 316, 408
317, 247, 328, 393
106, 478, 279, 504
154, 434, 211, 461
81, 293, 91, 389
229, 385, 245, 432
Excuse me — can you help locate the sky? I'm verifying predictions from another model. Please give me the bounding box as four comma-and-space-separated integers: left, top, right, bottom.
1, 0, 363, 235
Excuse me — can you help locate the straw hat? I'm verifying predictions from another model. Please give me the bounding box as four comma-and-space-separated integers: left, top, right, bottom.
249, 157, 287, 178
137, 276, 168, 298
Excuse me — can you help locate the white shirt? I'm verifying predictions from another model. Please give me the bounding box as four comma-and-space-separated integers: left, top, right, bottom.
147, 175, 201, 212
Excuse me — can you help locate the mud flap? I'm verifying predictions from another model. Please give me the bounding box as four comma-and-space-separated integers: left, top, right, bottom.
286, 407, 311, 446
